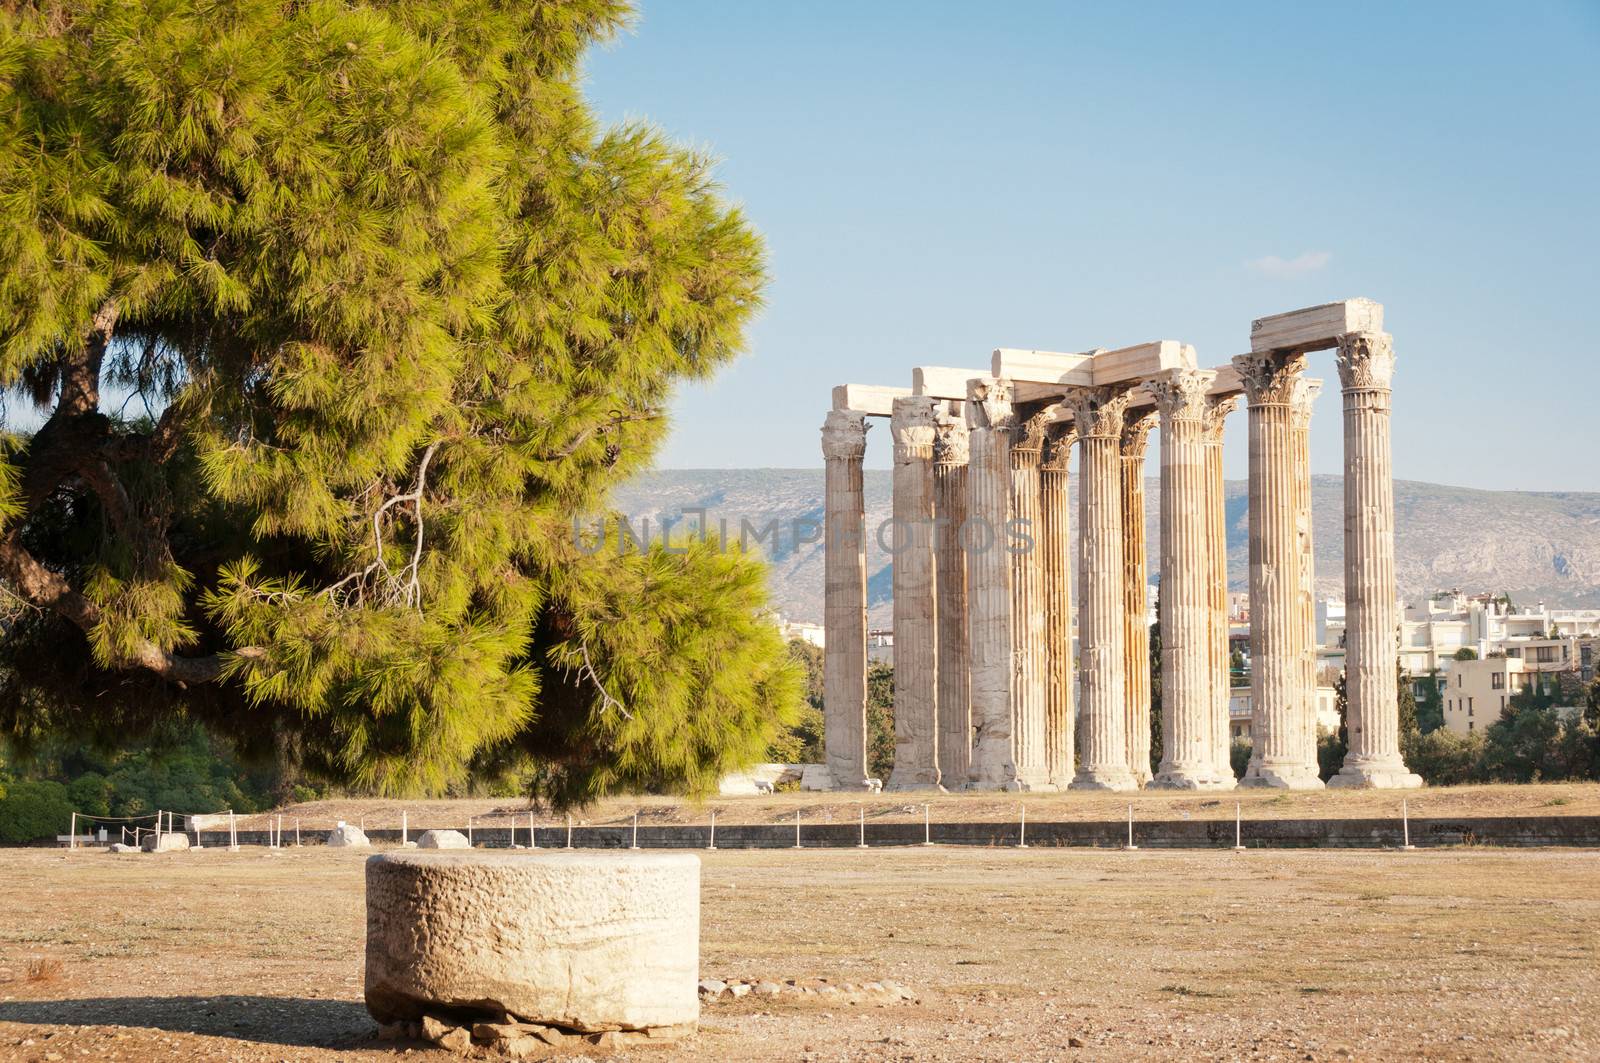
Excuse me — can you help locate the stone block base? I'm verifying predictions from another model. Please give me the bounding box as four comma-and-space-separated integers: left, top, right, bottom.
1240, 764, 1326, 790
1149, 769, 1233, 791
1069, 767, 1140, 792
1328, 764, 1424, 789
140, 832, 190, 853
365, 851, 699, 1034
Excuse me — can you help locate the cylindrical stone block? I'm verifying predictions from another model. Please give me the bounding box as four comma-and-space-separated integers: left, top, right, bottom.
821, 410, 872, 790
1331, 331, 1422, 788
1235, 352, 1322, 789
1120, 409, 1157, 786
934, 409, 972, 786
365, 851, 700, 1034
1066, 385, 1138, 792
1041, 429, 1076, 788
887, 396, 942, 791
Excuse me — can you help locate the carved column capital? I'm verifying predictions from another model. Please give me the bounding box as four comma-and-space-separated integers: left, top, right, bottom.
1232, 352, 1307, 406
932, 405, 969, 465
1061, 384, 1133, 440
1147, 368, 1217, 422
1290, 377, 1323, 429
1119, 407, 1158, 459
964, 377, 1017, 432
820, 409, 870, 461
1200, 395, 1238, 444
1335, 331, 1395, 391
1014, 408, 1052, 457
1042, 424, 1077, 472
890, 396, 938, 462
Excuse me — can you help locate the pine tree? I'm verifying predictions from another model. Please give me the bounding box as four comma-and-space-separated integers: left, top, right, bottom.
0, 0, 799, 807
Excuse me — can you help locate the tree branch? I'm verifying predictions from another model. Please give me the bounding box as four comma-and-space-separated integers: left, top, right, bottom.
0, 532, 264, 686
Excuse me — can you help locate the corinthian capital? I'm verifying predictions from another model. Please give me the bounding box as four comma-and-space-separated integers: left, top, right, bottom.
820, 409, 869, 461
1061, 384, 1133, 440
1119, 407, 1158, 459
1146, 367, 1217, 422
964, 377, 1017, 432
890, 396, 938, 462
932, 405, 970, 465
1042, 424, 1077, 472
1290, 377, 1324, 428
1014, 409, 1052, 456
1200, 395, 1238, 444
1335, 331, 1395, 391
1232, 351, 1307, 406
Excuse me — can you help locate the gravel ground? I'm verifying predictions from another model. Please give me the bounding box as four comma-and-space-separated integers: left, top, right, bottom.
0, 845, 1596, 1061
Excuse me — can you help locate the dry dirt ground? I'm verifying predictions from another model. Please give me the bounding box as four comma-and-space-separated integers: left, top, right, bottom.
1, 844, 1596, 1062
234, 781, 1600, 834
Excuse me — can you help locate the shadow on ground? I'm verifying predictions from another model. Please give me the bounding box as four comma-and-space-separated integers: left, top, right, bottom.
0, 995, 373, 1048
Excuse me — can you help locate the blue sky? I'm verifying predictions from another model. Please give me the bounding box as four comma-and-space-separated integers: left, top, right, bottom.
583, 1, 1600, 489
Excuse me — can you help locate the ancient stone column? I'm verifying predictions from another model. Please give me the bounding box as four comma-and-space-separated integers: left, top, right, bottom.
1291, 378, 1323, 770
1330, 332, 1423, 788
965, 378, 1019, 789
887, 397, 942, 791
1202, 397, 1239, 789
1040, 424, 1076, 788
933, 407, 972, 787
821, 409, 873, 791
1119, 408, 1157, 786
1149, 369, 1223, 789
1065, 385, 1139, 791
1009, 411, 1054, 790
1234, 352, 1323, 789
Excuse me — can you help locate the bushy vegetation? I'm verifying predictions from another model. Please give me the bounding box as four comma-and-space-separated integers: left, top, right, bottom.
0, 0, 799, 809
0, 722, 289, 841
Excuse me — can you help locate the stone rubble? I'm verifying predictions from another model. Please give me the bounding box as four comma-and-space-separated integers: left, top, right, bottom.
699, 977, 918, 1007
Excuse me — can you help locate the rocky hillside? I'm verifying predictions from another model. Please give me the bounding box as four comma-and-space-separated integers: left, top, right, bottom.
610, 470, 1600, 626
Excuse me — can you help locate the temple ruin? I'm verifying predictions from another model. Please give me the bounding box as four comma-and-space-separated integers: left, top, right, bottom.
818, 299, 1423, 792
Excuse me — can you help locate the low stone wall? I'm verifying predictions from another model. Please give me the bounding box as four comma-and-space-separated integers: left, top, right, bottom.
190, 815, 1600, 850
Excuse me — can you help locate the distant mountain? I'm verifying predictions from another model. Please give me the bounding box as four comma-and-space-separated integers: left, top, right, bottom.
611, 470, 1600, 626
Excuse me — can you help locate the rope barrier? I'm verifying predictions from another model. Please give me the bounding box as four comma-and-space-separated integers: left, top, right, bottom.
55, 798, 1451, 852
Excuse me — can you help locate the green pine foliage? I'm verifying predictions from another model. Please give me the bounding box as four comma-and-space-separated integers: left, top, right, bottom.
0, 0, 798, 807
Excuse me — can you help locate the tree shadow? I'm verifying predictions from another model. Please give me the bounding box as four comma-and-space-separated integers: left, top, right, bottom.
0, 995, 374, 1049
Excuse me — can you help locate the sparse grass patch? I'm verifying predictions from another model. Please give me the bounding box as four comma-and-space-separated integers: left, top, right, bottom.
26, 957, 63, 983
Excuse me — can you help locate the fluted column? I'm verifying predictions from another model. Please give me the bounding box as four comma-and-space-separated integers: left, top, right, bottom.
1291, 378, 1323, 770
1120, 408, 1157, 786
887, 397, 942, 791
1009, 412, 1054, 790
1202, 397, 1239, 789
933, 407, 972, 787
965, 378, 1019, 789
821, 409, 873, 790
1234, 353, 1323, 789
1330, 332, 1423, 788
1041, 425, 1077, 788
1065, 385, 1139, 791
1149, 369, 1225, 789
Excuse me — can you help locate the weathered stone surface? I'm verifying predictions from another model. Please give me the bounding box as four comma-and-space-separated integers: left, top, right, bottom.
437, 1026, 470, 1053
365, 851, 699, 1034
415, 829, 470, 849
140, 832, 190, 853
697, 979, 727, 999
108, 843, 138, 854
326, 823, 370, 848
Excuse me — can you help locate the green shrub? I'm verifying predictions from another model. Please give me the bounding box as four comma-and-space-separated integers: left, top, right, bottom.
1407, 729, 1486, 785
0, 780, 73, 843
